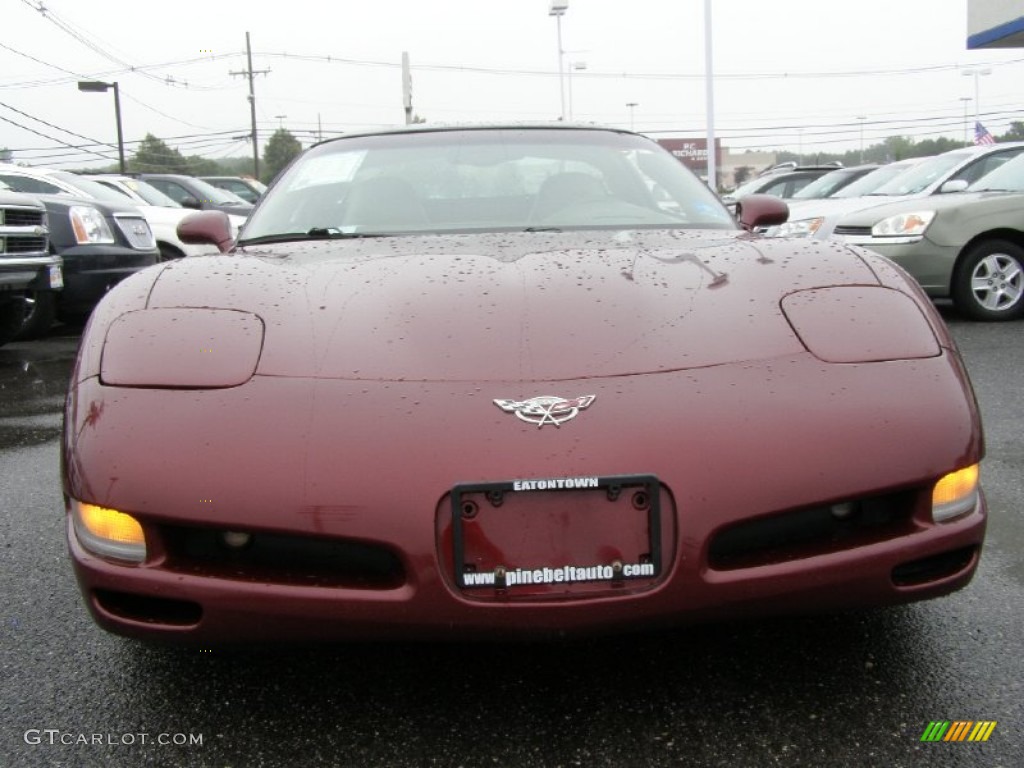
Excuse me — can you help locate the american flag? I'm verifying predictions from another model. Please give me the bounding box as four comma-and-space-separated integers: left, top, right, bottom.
975, 121, 996, 145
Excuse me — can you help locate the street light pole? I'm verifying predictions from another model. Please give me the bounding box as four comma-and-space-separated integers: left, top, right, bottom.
568, 60, 586, 121
959, 96, 973, 145
549, 1, 569, 120
703, 0, 717, 191
77, 80, 125, 173
961, 67, 991, 133
857, 116, 866, 163
626, 102, 638, 131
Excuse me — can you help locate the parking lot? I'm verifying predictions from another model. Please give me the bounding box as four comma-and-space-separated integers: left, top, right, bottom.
1, 309, 1022, 768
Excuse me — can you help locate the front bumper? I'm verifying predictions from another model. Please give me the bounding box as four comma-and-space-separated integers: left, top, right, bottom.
55, 244, 159, 314
0, 255, 62, 292
64, 352, 986, 643
836, 236, 959, 297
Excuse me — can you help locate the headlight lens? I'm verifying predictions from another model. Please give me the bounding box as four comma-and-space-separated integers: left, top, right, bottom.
69, 205, 115, 244
870, 211, 935, 238
71, 499, 146, 563
932, 464, 980, 523
767, 217, 824, 238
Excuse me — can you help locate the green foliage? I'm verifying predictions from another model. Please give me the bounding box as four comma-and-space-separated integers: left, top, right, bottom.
733, 165, 753, 186
262, 129, 302, 184
129, 134, 189, 173
1000, 121, 1024, 141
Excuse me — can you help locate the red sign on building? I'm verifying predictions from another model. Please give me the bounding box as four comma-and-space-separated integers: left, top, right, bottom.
656, 138, 722, 175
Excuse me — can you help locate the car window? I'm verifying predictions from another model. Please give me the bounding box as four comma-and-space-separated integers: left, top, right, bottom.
832, 162, 918, 198
792, 168, 866, 199
241, 128, 735, 241
759, 178, 790, 197
146, 179, 191, 203
221, 180, 257, 202
870, 151, 974, 195
52, 173, 134, 205
730, 176, 772, 199
968, 151, 1024, 192
949, 148, 1024, 186
0, 174, 66, 195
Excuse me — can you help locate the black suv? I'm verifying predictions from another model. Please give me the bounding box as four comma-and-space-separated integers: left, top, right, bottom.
0, 189, 59, 346
15, 193, 160, 337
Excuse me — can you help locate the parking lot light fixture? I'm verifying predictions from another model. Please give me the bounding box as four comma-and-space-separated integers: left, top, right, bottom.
960, 67, 991, 128
78, 81, 125, 173
549, 1, 569, 120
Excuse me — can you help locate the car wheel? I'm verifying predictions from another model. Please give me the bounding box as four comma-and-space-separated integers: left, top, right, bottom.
951, 239, 1024, 321
0, 296, 28, 347
11, 290, 56, 341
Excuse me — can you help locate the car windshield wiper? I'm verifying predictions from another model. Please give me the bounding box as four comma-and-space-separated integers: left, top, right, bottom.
522, 226, 563, 232
306, 227, 395, 239
238, 229, 394, 246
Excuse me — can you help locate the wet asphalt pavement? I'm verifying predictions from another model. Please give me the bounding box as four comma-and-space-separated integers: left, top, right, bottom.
1, 310, 1021, 768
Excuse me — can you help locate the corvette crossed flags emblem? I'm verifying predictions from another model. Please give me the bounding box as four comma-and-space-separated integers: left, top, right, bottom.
493, 395, 596, 428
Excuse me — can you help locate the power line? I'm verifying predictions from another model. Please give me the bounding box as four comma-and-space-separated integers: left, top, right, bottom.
0, 113, 115, 162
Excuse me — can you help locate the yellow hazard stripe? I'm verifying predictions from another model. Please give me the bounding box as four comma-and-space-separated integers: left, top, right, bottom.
968, 721, 997, 742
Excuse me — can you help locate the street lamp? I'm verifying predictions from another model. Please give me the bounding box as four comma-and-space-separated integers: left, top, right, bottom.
567, 60, 586, 121
626, 102, 638, 131
959, 96, 973, 145
857, 116, 866, 163
77, 80, 124, 173
960, 67, 991, 133
274, 114, 287, 130
549, 0, 569, 120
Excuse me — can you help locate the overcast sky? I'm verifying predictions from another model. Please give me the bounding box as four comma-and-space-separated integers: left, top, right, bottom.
3, 0, 1022, 168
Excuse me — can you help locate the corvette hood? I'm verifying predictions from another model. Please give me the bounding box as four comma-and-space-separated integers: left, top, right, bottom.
144, 230, 881, 382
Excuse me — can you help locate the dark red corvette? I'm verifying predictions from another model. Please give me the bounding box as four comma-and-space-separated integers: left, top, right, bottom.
62, 125, 986, 642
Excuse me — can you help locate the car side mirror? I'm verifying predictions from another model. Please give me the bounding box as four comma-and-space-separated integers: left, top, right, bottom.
177, 210, 235, 253
180, 196, 203, 210
939, 179, 969, 194
735, 194, 789, 231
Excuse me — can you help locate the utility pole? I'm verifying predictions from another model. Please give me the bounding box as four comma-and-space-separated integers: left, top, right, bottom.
402, 52, 413, 125
230, 32, 270, 179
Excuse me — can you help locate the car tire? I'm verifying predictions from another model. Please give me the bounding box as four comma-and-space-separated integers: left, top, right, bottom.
0, 296, 28, 347
951, 239, 1024, 321
11, 290, 56, 341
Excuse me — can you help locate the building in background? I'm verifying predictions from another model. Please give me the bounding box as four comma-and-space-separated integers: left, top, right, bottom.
968, 0, 1024, 47
657, 139, 776, 191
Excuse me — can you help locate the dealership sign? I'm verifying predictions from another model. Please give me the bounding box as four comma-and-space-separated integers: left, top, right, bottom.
656, 139, 722, 172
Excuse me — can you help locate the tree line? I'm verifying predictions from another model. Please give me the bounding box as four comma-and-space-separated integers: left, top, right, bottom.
78, 128, 303, 183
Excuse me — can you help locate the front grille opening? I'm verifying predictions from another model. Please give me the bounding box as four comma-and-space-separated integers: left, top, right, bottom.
708, 490, 918, 570
833, 225, 872, 236
94, 589, 202, 626
2, 209, 46, 227
160, 526, 406, 589
4, 236, 47, 254
892, 546, 977, 586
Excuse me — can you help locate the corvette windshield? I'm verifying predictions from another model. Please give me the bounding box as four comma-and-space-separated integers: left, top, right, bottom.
240, 128, 735, 242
